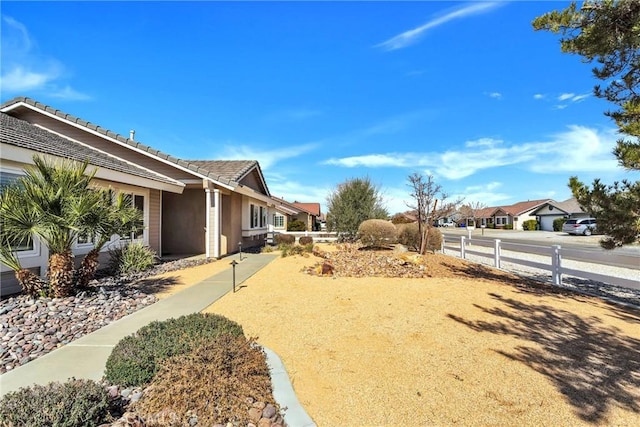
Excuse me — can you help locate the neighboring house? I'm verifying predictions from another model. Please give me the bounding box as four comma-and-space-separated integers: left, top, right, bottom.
291, 201, 322, 231
528, 198, 588, 231
475, 199, 552, 230
0, 97, 275, 295
268, 198, 322, 231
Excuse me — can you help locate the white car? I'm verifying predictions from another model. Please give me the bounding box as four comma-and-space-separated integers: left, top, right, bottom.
562, 218, 597, 236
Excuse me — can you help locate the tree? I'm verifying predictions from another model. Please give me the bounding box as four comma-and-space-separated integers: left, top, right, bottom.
326, 177, 388, 241
0, 156, 142, 297
533, 0, 640, 248
459, 201, 487, 227
406, 173, 461, 254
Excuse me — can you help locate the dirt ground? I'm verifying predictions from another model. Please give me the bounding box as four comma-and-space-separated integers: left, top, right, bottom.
160, 246, 640, 426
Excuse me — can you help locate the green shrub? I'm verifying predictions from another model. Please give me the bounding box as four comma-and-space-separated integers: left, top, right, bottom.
357, 219, 397, 248
299, 236, 314, 245
0, 378, 111, 426
396, 223, 420, 251
553, 217, 566, 231
287, 219, 306, 231
132, 336, 279, 426
274, 234, 295, 245
108, 242, 156, 275
522, 219, 538, 231
104, 313, 244, 387
504, 224, 514, 230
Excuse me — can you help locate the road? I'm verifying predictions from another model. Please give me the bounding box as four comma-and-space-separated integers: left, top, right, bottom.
442, 228, 640, 270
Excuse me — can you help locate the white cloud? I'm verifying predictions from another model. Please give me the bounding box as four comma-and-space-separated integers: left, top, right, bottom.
533, 94, 545, 100
488, 92, 502, 99
322, 125, 620, 179
263, 108, 323, 123
558, 93, 575, 101
376, 2, 501, 51
218, 142, 319, 170
0, 15, 89, 99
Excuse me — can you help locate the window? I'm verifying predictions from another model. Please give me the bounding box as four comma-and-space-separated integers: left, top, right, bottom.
120, 192, 145, 241
0, 169, 34, 252
250, 204, 259, 228
273, 214, 284, 228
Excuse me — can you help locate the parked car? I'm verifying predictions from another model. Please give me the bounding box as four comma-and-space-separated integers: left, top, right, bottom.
562, 218, 597, 236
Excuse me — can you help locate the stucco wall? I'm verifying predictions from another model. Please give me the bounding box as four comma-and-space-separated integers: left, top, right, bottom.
162, 188, 205, 255
222, 193, 242, 254
148, 189, 161, 253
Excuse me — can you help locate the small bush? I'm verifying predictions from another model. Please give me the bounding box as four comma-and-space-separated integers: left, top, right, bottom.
280, 243, 312, 257
357, 219, 397, 248
504, 224, 514, 230
104, 313, 244, 387
274, 234, 295, 245
108, 242, 156, 275
553, 217, 566, 231
397, 223, 420, 251
424, 227, 443, 253
287, 219, 306, 231
132, 335, 279, 426
299, 236, 314, 245
522, 219, 538, 231
0, 378, 111, 426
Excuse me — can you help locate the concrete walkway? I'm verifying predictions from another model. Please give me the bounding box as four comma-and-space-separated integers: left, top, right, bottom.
0, 253, 316, 426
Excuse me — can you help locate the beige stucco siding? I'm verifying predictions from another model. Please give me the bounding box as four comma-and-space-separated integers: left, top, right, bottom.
162, 189, 205, 255
222, 193, 242, 255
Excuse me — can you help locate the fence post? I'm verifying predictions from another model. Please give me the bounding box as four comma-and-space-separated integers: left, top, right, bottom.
460, 236, 466, 259
494, 239, 501, 269
551, 245, 562, 286
441, 238, 445, 253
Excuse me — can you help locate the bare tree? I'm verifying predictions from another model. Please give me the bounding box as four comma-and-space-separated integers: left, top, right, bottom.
406, 173, 462, 254
459, 201, 487, 227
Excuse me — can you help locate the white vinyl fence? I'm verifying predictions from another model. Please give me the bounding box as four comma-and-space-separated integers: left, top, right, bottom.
443, 236, 640, 291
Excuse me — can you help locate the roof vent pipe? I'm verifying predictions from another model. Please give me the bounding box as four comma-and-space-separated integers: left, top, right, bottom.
129, 130, 135, 140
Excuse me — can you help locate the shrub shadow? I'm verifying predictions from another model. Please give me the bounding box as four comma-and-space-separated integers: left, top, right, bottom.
131, 276, 181, 295
448, 293, 640, 423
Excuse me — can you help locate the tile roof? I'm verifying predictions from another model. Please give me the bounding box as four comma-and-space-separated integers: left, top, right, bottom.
0, 97, 263, 189
292, 202, 321, 216
186, 160, 258, 184
1, 112, 180, 187
502, 199, 551, 216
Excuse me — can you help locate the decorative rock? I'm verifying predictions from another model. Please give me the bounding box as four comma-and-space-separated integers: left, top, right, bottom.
253, 401, 266, 410
129, 391, 144, 403
248, 407, 263, 422
257, 418, 272, 427
262, 404, 276, 419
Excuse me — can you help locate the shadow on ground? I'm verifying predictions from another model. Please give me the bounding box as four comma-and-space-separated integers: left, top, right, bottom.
448, 293, 640, 423
131, 276, 181, 294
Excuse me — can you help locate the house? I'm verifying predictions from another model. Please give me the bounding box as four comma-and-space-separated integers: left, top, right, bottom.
475, 199, 552, 230
0, 97, 275, 295
528, 198, 588, 231
269, 198, 322, 232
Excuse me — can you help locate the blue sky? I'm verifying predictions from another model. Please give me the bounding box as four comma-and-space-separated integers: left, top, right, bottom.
1, 1, 635, 214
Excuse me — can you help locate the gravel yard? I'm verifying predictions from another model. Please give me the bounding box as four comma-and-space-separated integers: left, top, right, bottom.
203, 245, 640, 426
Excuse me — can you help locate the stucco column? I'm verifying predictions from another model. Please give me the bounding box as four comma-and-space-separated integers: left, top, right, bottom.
213, 189, 221, 258
205, 189, 211, 258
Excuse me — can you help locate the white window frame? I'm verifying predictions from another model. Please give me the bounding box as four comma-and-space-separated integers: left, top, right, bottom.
0, 166, 40, 257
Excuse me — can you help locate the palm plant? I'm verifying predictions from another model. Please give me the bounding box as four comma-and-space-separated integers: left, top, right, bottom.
0, 155, 129, 297
74, 190, 143, 288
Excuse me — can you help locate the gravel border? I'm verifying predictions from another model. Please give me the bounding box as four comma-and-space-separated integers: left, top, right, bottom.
442, 245, 640, 308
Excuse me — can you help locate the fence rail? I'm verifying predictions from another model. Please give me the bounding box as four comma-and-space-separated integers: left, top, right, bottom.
443, 236, 640, 291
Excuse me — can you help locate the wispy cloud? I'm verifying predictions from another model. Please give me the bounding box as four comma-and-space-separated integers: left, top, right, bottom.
557, 92, 590, 102
0, 15, 89, 99
323, 125, 619, 179
533, 94, 545, 100
487, 92, 502, 99
218, 142, 319, 170
376, 2, 501, 51
263, 108, 323, 123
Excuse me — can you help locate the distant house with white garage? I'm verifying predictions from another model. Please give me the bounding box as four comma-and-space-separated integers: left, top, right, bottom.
528, 198, 588, 231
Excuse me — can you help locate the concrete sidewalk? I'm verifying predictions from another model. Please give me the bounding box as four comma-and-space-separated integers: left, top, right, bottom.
0, 253, 277, 396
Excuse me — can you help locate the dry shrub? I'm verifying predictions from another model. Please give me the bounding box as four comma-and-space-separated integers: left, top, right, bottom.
396, 223, 420, 251
424, 227, 443, 253
299, 236, 313, 245
357, 219, 397, 248
133, 335, 279, 426
274, 234, 295, 245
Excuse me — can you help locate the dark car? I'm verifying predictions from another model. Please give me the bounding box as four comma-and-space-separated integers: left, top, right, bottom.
562, 218, 597, 236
